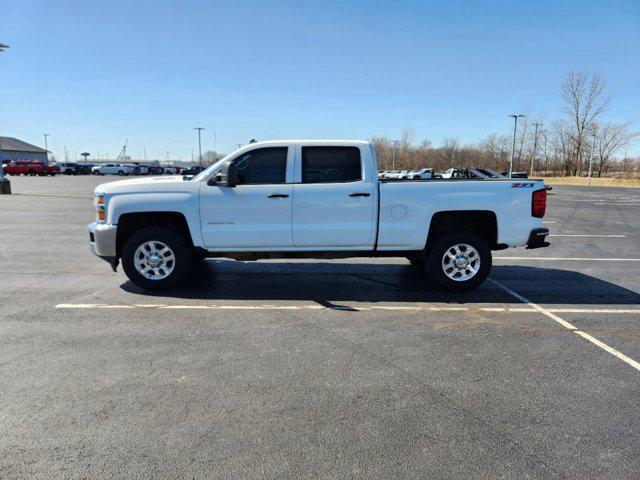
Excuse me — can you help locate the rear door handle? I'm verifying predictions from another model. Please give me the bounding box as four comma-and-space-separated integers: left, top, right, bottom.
349, 192, 371, 197
268, 193, 289, 198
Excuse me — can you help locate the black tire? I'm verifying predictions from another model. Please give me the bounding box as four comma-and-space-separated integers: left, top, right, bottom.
425, 232, 491, 292
93, 170, 101, 175
122, 227, 192, 290
118, 170, 125, 176
406, 252, 425, 268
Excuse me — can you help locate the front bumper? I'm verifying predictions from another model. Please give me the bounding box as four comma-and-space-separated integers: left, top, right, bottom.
526, 228, 550, 249
87, 222, 119, 270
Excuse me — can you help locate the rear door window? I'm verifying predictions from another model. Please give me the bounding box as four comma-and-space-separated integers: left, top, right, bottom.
301, 147, 362, 183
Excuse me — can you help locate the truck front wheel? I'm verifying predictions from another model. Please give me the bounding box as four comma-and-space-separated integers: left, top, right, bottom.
425, 232, 491, 292
122, 227, 192, 290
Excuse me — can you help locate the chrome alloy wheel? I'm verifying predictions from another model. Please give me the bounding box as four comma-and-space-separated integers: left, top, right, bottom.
441, 243, 481, 282
134, 241, 176, 280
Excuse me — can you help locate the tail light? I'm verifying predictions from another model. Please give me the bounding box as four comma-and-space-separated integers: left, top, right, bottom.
532, 189, 546, 218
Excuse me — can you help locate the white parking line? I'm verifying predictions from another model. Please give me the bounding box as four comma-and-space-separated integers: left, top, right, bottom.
548, 234, 627, 238
488, 278, 640, 372
479, 307, 640, 314
54, 304, 640, 315
594, 203, 640, 206
494, 257, 640, 261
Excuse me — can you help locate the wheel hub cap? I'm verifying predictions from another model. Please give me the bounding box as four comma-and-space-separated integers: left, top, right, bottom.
454, 255, 469, 270
442, 243, 481, 282
134, 241, 175, 280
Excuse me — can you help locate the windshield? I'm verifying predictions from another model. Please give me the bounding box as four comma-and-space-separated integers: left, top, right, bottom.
190, 151, 236, 181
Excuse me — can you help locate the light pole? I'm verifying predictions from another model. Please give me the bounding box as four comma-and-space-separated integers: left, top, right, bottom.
0, 43, 10, 194
392, 140, 399, 170
508, 114, 525, 177
529, 122, 542, 177
43, 134, 50, 163
587, 128, 597, 186
194, 127, 205, 167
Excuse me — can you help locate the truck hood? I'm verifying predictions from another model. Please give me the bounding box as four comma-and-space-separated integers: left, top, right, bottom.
95, 176, 193, 195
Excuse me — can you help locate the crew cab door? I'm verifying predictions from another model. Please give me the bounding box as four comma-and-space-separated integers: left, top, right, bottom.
199, 146, 294, 249
292, 145, 375, 247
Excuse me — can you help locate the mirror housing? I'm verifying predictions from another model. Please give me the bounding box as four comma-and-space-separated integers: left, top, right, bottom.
207, 160, 237, 187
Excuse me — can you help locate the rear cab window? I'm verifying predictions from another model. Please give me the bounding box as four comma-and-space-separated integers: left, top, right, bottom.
301, 147, 362, 184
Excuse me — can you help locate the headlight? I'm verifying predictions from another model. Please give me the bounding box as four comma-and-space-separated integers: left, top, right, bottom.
94, 195, 106, 222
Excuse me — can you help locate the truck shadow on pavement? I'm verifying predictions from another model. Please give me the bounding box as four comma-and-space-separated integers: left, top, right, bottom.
120, 261, 640, 306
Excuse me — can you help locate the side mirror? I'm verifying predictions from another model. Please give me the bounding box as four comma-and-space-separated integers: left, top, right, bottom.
208, 160, 237, 187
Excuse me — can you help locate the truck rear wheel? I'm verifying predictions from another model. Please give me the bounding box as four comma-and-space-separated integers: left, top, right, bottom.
425, 232, 491, 292
122, 227, 192, 290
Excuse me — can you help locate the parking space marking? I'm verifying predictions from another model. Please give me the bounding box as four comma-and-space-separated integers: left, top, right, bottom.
495, 257, 640, 261
54, 304, 640, 315
548, 234, 627, 238
488, 278, 640, 372
594, 203, 640, 206
481, 307, 640, 314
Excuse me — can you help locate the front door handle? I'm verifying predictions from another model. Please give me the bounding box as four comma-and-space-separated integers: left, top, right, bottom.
349, 192, 371, 197
268, 193, 289, 198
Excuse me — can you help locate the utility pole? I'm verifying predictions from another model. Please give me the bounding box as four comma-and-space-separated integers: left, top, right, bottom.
508, 114, 525, 177
587, 128, 597, 186
213, 131, 217, 152
529, 122, 542, 177
392, 140, 399, 170
194, 127, 205, 168
0, 43, 10, 194
43, 134, 50, 163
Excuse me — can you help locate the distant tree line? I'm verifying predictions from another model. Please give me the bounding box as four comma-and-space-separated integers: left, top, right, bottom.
372, 72, 640, 177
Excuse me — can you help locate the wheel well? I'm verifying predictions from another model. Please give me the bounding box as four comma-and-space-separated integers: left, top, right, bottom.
427, 211, 498, 250
116, 212, 193, 257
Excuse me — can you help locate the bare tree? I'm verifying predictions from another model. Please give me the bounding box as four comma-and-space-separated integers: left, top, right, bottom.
202, 150, 224, 166
592, 123, 640, 177
560, 72, 610, 175
440, 137, 461, 167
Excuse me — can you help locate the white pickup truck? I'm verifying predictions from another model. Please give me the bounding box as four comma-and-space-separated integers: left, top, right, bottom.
88, 140, 549, 291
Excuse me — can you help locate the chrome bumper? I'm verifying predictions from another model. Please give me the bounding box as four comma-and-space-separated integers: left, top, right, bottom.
88, 222, 117, 260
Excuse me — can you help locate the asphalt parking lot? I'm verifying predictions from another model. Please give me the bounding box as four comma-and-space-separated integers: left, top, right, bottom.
1, 175, 639, 479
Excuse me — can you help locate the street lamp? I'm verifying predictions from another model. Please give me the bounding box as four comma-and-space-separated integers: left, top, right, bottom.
0, 43, 10, 194
43, 134, 50, 163
194, 127, 205, 167
392, 140, 399, 170
587, 128, 597, 186
508, 114, 525, 177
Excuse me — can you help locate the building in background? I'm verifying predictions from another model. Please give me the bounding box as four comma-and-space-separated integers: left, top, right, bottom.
0, 136, 49, 164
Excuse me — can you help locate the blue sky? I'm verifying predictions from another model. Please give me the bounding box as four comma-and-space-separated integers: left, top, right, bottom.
1, 0, 639, 160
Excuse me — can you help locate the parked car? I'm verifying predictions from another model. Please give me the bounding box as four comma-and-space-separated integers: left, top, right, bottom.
88, 140, 549, 292
409, 168, 434, 179
179, 165, 204, 176
133, 165, 150, 175
162, 166, 181, 175
76, 163, 95, 175
56, 162, 78, 175
147, 166, 164, 175
91, 163, 136, 176
3, 161, 59, 176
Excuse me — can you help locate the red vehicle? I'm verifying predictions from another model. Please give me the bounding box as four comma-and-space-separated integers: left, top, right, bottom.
2, 160, 59, 176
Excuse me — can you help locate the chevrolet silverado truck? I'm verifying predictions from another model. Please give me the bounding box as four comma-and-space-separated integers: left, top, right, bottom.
88, 140, 549, 292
